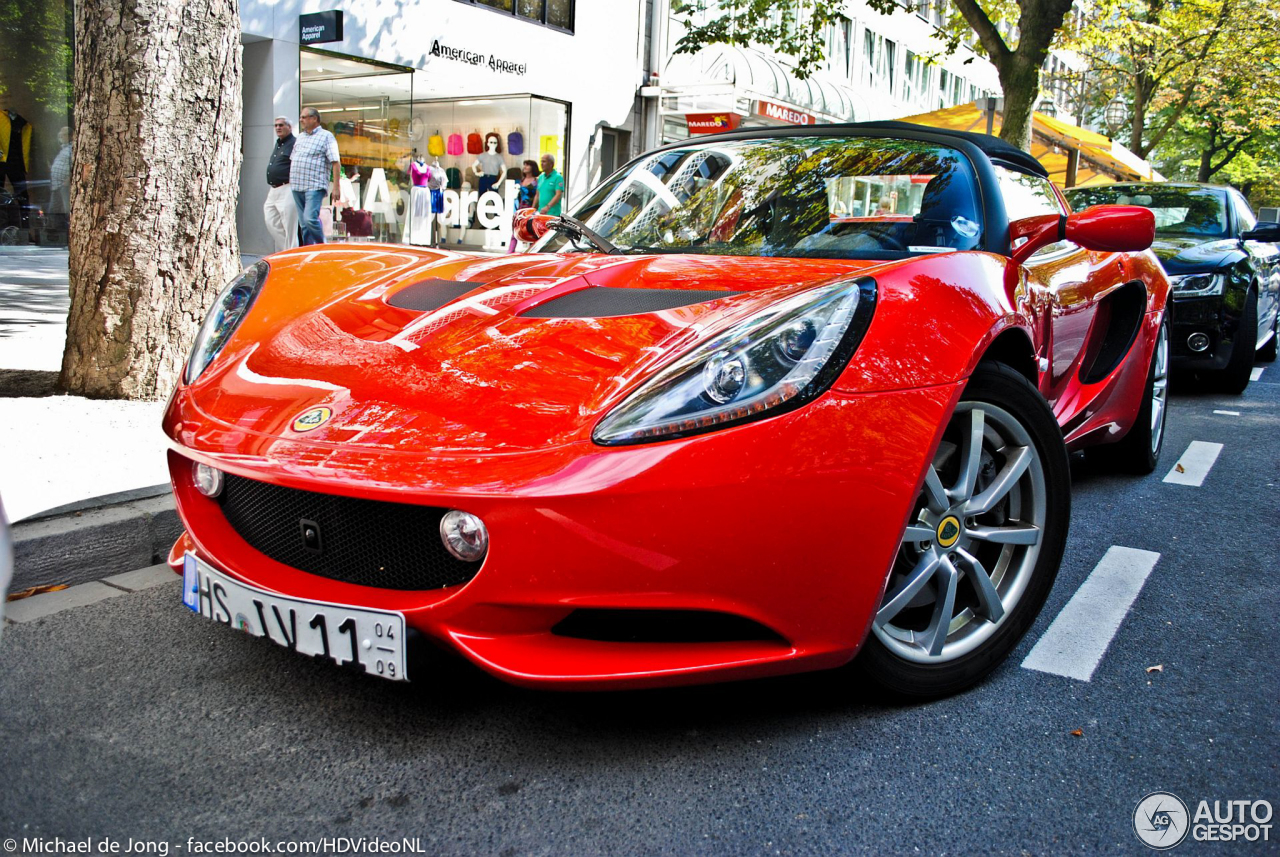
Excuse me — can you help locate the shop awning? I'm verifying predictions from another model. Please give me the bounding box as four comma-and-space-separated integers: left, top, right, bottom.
896, 103, 1165, 188
658, 45, 871, 124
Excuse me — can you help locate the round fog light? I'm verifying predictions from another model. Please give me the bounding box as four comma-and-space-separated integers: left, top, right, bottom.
440, 510, 489, 562
1188, 332, 1210, 352
193, 462, 223, 498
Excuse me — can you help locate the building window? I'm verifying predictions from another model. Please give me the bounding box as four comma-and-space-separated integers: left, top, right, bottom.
457, 0, 574, 32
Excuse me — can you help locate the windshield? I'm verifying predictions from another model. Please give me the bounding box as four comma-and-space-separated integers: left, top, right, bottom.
1065, 186, 1228, 238
534, 136, 984, 260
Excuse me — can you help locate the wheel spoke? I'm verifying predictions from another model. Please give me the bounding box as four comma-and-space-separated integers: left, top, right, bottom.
965, 445, 1032, 515
902, 524, 935, 544
967, 523, 1040, 545
925, 559, 959, 656
957, 548, 1004, 623
953, 408, 985, 501
876, 553, 941, 627
922, 465, 949, 514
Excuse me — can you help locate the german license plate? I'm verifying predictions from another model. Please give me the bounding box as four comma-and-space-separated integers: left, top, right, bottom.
182, 552, 407, 681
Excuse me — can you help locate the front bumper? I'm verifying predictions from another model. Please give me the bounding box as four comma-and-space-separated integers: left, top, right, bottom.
1170, 293, 1243, 371
164, 382, 962, 689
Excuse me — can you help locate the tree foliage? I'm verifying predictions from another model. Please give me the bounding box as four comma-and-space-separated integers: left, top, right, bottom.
672, 0, 1078, 152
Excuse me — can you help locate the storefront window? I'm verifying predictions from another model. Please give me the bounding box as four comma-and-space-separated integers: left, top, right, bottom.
0, 0, 74, 247
301, 49, 414, 244
457, 0, 575, 32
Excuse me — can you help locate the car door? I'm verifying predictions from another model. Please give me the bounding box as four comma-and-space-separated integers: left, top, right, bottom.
995, 168, 1123, 416
1231, 190, 1280, 344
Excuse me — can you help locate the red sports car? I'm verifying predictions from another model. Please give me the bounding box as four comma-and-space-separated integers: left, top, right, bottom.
164, 122, 1168, 697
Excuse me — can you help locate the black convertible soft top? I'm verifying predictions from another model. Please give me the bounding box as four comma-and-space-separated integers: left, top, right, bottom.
845, 120, 1049, 179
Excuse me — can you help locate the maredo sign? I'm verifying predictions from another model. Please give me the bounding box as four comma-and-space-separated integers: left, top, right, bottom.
755, 100, 819, 126
686, 113, 742, 134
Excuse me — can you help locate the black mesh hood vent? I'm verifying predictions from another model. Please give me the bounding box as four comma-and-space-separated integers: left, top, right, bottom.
386, 279, 485, 312
521, 287, 742, 319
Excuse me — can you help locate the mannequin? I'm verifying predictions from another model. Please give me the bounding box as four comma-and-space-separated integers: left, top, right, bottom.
0, 110, 32, 226
472, 132, 505, 200
428, 156, 447, 246
408, 149, 432, 245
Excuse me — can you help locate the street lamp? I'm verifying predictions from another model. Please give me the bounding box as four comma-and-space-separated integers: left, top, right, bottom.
1105, 95, 1126, 136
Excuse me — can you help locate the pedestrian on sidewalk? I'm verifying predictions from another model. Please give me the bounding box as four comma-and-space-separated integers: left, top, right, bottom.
47, 126, 71, 226
263, 116, 298, 253
536, 153, 564, 217
290, 107, 342, 246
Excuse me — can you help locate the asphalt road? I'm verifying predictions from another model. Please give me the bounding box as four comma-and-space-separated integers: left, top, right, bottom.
2, 369, 1277, 855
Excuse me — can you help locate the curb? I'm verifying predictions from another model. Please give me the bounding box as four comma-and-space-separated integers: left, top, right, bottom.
11, 488, 182, 592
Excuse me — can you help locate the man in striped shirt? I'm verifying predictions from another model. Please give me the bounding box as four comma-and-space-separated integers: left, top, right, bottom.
290, 106, 342, 245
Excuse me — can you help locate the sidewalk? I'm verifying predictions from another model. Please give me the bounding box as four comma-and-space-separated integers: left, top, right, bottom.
0, 248, 169, 523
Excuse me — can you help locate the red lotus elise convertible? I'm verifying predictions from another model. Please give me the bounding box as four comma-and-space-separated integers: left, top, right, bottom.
164, 122, 1168, 698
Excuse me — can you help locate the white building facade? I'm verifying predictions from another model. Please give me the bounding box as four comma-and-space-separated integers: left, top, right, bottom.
237, 0, 648, 255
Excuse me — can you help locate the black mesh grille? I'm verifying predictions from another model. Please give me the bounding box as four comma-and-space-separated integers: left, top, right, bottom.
521, 287, 742, 318
218, 474, 479, 591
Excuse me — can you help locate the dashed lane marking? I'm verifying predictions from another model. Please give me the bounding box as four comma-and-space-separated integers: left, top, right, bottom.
1162, 441, 1224, 487
1022, 546, 1162, 681
1251, 367, 1265, 381
1213, 409, 1241, 416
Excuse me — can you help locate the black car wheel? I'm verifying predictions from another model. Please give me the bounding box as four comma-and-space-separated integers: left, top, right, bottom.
856, 362, 1070, 699
1217, 290, 1257, 394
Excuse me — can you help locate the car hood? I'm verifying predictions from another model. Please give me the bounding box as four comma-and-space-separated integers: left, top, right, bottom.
185, 246, 887, 454
1150, 235, 1240, 274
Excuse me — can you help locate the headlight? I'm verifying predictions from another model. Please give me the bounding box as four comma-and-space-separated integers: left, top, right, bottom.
1168, 272, 1224, 297
593, 278, 876, 445
184, 261, 269, 383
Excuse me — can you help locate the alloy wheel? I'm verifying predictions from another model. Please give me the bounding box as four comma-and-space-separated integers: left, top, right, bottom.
873, 402, 1047, 664
1150, 322, 1169, 455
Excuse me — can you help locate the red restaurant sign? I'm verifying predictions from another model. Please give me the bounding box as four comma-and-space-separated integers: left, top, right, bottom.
685, 113, 742, 134
755, 100, 818, 126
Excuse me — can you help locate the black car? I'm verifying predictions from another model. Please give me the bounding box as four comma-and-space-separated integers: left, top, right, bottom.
1065, 182, 1280, 393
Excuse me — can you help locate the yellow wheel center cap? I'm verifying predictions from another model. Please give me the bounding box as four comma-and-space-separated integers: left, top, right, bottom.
937, 516, 961, 548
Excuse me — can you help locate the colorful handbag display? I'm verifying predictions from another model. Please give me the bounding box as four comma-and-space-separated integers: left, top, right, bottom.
445, 167, 461, 189
466, 131, 483, 155
539, 135, 561, 159
507, 129, 524, 156
427, 132, 445, 157
341, 208, 374, 238
447, 133, 463, 156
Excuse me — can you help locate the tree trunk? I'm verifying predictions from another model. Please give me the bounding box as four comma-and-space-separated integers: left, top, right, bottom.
1197, 150, 1214, 182
61, 0, 242, 400
996, 56, 1043, 152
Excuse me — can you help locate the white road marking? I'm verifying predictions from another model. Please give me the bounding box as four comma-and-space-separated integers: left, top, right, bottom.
1022, 547, 1162, 681
1163, 441, 1224, 486
1213, 409, 1241, 416
1251, 367, 1264, 381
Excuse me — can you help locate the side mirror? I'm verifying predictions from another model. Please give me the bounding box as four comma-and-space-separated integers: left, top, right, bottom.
514, 208, 554, 244
1010, 205, 1155, 265
1242, 221, 1280, 242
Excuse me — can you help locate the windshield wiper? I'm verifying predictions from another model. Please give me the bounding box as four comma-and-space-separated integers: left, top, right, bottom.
548, 214, 619, 255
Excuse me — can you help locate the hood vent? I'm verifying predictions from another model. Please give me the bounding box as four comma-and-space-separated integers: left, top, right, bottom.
521, 286, 742, 319
386, 279, 486, 312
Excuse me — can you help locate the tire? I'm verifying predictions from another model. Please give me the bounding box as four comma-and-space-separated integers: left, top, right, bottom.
855, 362, 1071, 699
1257, 304, 1277, 363
1216, 291, 1257, 394
1090, 317, 1169, 474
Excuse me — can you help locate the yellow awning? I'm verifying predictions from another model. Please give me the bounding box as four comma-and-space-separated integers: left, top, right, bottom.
896, 104, 1164, 188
